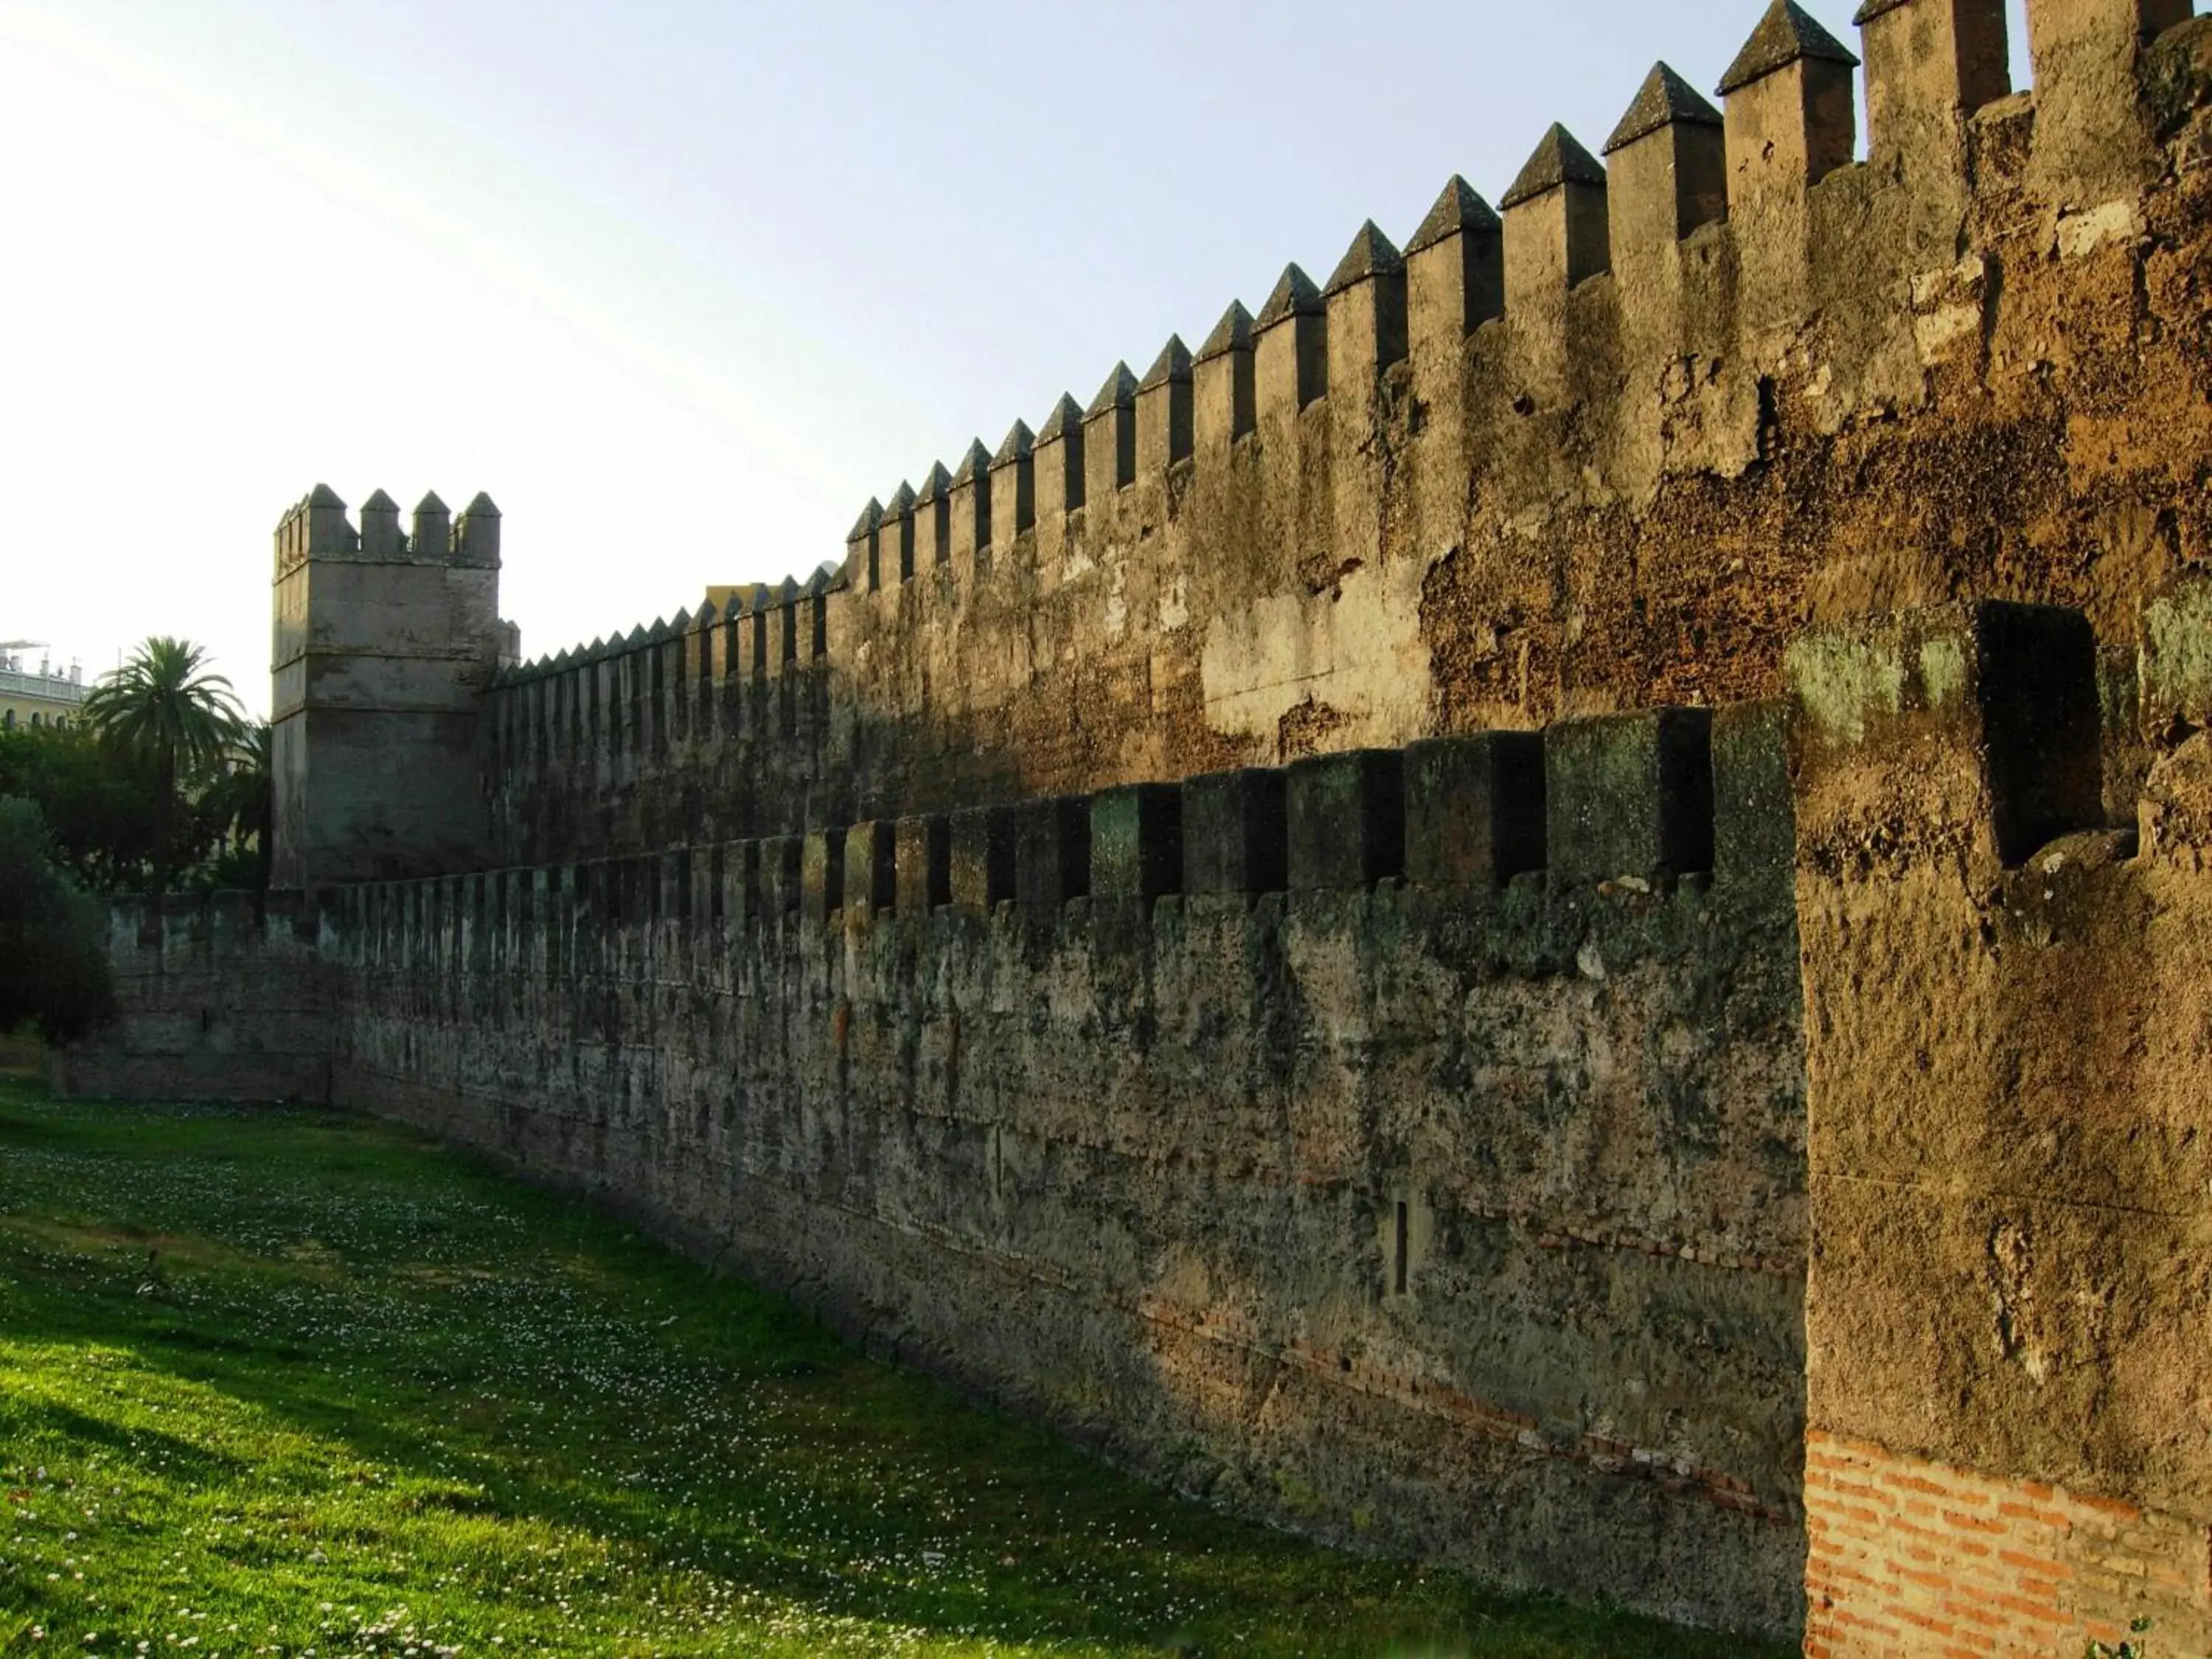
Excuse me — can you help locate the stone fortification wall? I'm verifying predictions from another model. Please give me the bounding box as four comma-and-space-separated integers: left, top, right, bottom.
482, 0, 2212, 869
52, 892, 333, 1105
60, 2, 2212, 1649
1790, 582, 2212, 1655
329, 706, 1808, 1635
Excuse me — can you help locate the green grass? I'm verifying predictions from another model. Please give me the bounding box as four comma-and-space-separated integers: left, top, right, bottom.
0, 1073, 1783, 1658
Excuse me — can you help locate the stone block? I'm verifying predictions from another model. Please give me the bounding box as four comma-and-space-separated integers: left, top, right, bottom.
758, 835, 803, 919
1287, 751, 1405, 890
949, 806, 1016, 914
1182, 768, 1288, 895
1711, 702, 1795, 898
894, 815, 950, 917
1091, 785, 1183, 902
1545, 709, 1715, 887
1015, 796, 1091, 909
801, 829, 845, 922
1403, 732, 1546, 888
1858, 0, 2011, 159
844, 821, 896, 923
1501, 125, 1611, 313
1194, 302, 1256, 450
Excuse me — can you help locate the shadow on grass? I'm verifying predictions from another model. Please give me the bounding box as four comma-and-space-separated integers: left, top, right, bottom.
0, 1080, 1784, 1658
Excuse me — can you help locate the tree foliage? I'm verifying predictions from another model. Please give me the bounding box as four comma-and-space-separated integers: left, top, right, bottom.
82, 637, 246, 896
198, 719, 273, 893
0, 639, 272, 898
0, 723, 161, 891
0, 796, 116, 1043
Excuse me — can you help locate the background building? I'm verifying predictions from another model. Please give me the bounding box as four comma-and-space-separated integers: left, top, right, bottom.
0, 642, 86, 731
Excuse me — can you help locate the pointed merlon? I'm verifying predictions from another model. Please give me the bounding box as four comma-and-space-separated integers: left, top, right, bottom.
1085, 361, 1138, 420
1253, 264, 1323, 330
1138, 335, 1193, 391
915, 461, 953, 504
1500, 125, 1607, 210
1406, 177, 1500, 257
361, 487, 398, 513
884, 479, 917, 515
1604, 62, 1724, 155
309, 482, 345, 509
808, 561, 840, 594
1718, 0, 1860, 96
992, 419, 1035, 467
1195, 299, 1255, 364
951, 438, 992, 486
627, 625, 648, 648
848, 498, 884, 541
1324, 220, 1405, 296
414, 490, 448, 516
1037, 394, 1085, 443
672, 607, 694, 633
463, 491, 501, 518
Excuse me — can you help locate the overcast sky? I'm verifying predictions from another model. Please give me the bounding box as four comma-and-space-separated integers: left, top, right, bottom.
0, 0, 2042, 713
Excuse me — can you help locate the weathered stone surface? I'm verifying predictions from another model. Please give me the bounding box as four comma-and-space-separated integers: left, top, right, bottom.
1403, 731, 1546, 888
1286, 749, 1405, 889
1546, 709, 1715, 888
1789, 594, 2212, 1655
1091, 785, 1182, 902
304, 834, 1807, 1637
1181, 768, 1287, 896
66, 24, 2212, 1656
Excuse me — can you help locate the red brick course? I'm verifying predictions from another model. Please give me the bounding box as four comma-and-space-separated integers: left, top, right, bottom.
1804, 1433, 2211, 1657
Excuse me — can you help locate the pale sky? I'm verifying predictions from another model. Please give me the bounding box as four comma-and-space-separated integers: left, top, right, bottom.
0, 0, 2042, 714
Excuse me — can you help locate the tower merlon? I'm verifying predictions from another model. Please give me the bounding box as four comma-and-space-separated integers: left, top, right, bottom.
359, 488, 403, 559
847, 496, 884, 593
1405, 176, 1505, 363
1501, 124, 1611, 317
1253, 262, 1326, 419
883, 479, 918, 584
1855, 0, 2011, 171
1194, 299, 1257, 451
1136, 336, 1194, 473
915, 462, 953, 569
2025, 0, 2195, 202
990, 420, 1037, 546
1083, 361, 1139, 499
1324, 219, 1411, 387
949, 439, 994, 560
1034, 393, 1088, 530
1604, 63, 1728, 254
1719, 1, 1861, 197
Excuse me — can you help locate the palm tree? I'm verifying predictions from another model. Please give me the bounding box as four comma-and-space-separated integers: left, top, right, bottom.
83, 638, 245, 896
201, 720, 273, 893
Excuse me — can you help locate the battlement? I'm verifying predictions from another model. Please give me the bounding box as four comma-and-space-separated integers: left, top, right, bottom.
805, 0, 2212, 807
406, 0, 2212, 881
841, 0, 2199, 536
399, 692, 1790, 950
191, 12, 2212, 1648
273, 484, 502, 575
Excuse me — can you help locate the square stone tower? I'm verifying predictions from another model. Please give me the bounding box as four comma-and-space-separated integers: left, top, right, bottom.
269, 484, 509, 890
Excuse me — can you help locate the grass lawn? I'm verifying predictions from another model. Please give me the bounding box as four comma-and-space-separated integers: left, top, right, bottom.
0, 1067, 1785, 1658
